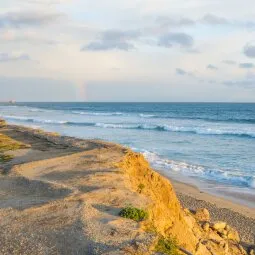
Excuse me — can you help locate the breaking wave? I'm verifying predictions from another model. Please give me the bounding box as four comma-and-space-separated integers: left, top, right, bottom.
142, 151, 255, 189
2, 115, 255, 139
93, 123, 255, 138
138, 114, 255, 124
72, 111, 123, 116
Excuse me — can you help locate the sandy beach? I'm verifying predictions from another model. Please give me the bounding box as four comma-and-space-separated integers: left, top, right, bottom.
0, 122, 254, 254
173, 181, 255, 243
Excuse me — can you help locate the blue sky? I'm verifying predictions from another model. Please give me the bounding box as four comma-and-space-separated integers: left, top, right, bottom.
0, 0, 255, 102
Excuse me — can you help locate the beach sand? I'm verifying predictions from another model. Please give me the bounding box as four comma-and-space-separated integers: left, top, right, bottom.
0, 123, 254, 254
173, 181, 255, 244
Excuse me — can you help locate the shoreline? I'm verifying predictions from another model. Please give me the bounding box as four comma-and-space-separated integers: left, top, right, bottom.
4, 119, 255, 208
172, 180, 255, 244
3, 122, 255, 213
1, 122, 254, 246
156, 171, 255, 244
172, 179, 254, 219
154, 167, 255, 210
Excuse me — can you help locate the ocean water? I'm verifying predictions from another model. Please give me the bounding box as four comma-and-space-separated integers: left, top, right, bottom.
1, 102, 255, 207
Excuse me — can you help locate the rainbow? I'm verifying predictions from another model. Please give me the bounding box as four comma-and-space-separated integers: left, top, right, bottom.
75, 81, 87, 101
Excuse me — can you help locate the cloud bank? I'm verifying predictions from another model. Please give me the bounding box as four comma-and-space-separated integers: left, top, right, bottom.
0, 0, 255, 101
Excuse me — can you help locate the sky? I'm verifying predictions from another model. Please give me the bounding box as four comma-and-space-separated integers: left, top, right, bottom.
0, 0, 255, 102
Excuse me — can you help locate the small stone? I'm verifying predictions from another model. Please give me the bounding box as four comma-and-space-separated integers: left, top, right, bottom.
212, 221, 227, 231
219, 240, 226, 247
227, 228, 240, 242
218, 229, 227, 236
194, 208, 210, 222
225, 225, 230, 231
220, 234, 227, 239
218, 230, 228, 239
110, 228, 117, 236
223, 230, 227, 236
223, 242, 229, 253
183, 214, 196, 229
249, 249, 254, 255
184, 208, 190, 214
202, 222, 210, 232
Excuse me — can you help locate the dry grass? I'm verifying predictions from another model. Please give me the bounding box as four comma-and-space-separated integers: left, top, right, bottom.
0, 119, 7, 127
0, 154, 14, 163
0, 133, 30, 152
0, 133, 30, 163
155, 237, 181, 255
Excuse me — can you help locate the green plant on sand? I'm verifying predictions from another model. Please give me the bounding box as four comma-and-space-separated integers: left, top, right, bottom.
0, 154, 14, 163
119, 206, 148, 222
0, 133, 29, 164
138, 183, 145, 193
155, 237, 181, 255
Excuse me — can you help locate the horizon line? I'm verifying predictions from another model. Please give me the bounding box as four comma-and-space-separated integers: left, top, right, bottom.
0, 101, 255, 104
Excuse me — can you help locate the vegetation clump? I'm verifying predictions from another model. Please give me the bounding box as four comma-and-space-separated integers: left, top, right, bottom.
0, 154, 14, 163
0, 134, 29, 152
0, 119, 6, 127
138, 183, 145, 193
0, 133, 29, 164
119, 206, 148, 222
155, 237, 181, 255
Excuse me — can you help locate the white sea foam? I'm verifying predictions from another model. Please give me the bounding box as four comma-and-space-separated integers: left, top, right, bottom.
72, 111, 123, 116
1, 115, 33, 121
1, 115, 68, 125
160, 124, 255, 137
142, 150, 255, 189
3, 114, 254, 138
95, 123, 137, 129
93, 122, 255, 138
28, 108, 53, 113
143, 151, 204, 174
40, 119, 68, 124
139, 113, 155, 118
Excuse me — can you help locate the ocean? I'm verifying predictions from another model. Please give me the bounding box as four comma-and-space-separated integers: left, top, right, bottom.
1, 102, 254, 207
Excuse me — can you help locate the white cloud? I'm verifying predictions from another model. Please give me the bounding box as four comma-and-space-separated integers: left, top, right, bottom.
207, 64, 218, 70
0, 0, 255, 101
244, 43, 255, 58
0, 52, 30, 62
0, 10, 65, 28
239, 63, 254, 69
158, 32, 194, 48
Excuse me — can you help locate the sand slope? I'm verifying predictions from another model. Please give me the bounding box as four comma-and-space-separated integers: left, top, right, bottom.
0, 125, 156, 254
